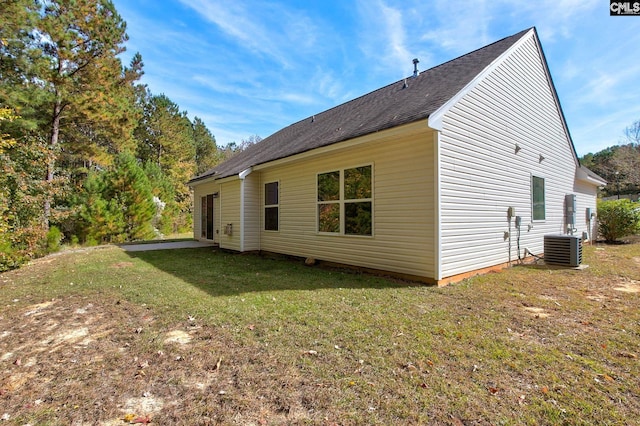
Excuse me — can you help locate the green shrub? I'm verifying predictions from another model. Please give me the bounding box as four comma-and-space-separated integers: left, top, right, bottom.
46, 225, 63, 252
0, 239, 17, 272
597, 199, 640, 242
0, 225, 48, 271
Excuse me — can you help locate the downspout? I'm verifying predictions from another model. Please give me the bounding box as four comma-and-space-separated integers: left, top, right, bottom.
238, 168, 253, 252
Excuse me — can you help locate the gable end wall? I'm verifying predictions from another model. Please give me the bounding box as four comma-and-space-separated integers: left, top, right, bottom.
438, 33, 595, 278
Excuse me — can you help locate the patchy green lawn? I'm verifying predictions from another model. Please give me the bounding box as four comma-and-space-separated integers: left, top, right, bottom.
0, 242, 638, 425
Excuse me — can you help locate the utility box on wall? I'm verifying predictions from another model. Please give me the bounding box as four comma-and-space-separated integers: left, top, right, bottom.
565, 194, 576, 228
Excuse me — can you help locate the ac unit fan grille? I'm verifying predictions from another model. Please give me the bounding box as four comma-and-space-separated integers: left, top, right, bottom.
544, 235, 582, 267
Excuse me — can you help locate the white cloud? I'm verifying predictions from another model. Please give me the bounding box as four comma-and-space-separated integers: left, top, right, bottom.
177, 0, 328, 70
417, 0, 493, 56
519, 0, 599, 41
355, 0, 414, 78
177, 0, 287, 65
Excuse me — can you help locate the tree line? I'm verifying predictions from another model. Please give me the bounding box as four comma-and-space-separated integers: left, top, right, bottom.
0, 0, 250, 270
580, 120, 640, 198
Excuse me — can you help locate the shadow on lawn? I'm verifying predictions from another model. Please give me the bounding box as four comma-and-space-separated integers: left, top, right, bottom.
125, 247, 420, 296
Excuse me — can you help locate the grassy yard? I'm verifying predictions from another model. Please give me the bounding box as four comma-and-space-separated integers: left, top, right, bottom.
0, 242, 638, 425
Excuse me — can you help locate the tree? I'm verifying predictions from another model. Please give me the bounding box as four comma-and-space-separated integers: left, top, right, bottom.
193, 116, 218, 174
611, 144, 640, 195
623, 119, 640, 146
218, 134, 262, 163
78, 153, 155, 243
107, 153, 155, 240
135, 92, 195, 231
4, 0, 139, 226
580, 119, 640, 197
0, 108, 18, 267
78, 170, 125, 243
1, 0, 214, 264
0, 0, 38, 107
143, 160, 178, 235
0, 108, 50, 270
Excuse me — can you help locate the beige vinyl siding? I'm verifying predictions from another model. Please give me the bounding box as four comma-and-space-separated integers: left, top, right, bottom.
438, 32, 584, 278
242, 173, 260, 251
219, 179, 241, 251
192, 180, 220, 243
257, 122, 436, 279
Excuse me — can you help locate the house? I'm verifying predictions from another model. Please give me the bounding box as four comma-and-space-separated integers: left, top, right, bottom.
188, 27, 606, 285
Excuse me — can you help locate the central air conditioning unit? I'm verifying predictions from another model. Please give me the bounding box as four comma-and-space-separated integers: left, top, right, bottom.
544, 235, 582, 267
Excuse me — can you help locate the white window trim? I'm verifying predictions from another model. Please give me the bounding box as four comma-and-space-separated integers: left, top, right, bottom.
316, 164, 374, 237
264, 180, 280, 232
531, 173, 546, 223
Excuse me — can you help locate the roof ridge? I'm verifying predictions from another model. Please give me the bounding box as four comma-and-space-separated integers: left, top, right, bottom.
272, 28, 533, 131
424, 27, 532, 75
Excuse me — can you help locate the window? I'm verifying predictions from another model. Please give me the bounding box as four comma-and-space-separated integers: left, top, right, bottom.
532, 176, 545, 221
317, 165, 372, 236
317, 171, 340, 233
264, 182, 279, 231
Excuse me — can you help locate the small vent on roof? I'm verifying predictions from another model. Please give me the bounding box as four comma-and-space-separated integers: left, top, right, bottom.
403, 78, 408, 89
311, 115, 315, 123
412, 58, 419, 78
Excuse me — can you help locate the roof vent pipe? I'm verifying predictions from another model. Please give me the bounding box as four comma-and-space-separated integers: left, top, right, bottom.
412, 58, 419, 78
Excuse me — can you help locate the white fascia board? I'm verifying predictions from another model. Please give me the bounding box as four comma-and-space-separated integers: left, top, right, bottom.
188, 175, 217, 187
213, 175, 240, 185
427, 28, 535, 131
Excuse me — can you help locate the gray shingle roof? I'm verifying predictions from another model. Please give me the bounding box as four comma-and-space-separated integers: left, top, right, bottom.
190, 28, 531, 183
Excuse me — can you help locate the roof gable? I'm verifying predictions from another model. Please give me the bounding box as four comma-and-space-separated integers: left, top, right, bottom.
190, 28, 532, 183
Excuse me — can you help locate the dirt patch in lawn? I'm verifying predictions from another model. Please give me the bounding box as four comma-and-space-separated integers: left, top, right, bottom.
0, 293, 304, 425
163, 329, 192, 345
522, 306, 550, 318
111, 261, 134, 269
613, 278, 640, 293
0, 295, 180, 424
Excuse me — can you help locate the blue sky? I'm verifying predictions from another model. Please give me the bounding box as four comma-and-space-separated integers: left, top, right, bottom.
112, 0, 640, 156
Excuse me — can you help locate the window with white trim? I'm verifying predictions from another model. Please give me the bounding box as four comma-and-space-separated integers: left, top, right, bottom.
532, 175, 545, 221
317, 165, 372, 236
264, 181, 279, 231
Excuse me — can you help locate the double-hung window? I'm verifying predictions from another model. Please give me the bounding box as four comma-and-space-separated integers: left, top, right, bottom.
317, 165, 372, 236
264, 181, 279, 231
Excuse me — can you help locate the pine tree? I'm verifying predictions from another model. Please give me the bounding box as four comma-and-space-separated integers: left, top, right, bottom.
193, 116, 218, 174
135, 92, 196, 231
3, 0, 142, 226
79, 171, 126, 243
107, 153, 155, 240
78, 153, 155, 243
